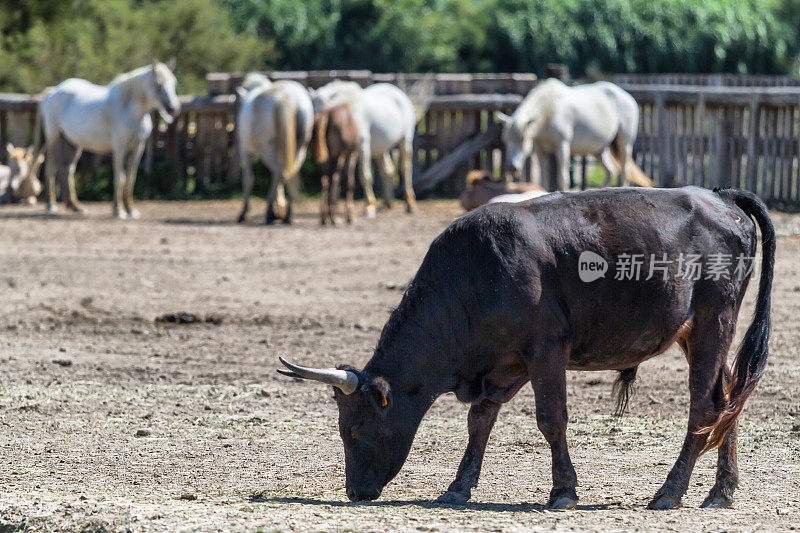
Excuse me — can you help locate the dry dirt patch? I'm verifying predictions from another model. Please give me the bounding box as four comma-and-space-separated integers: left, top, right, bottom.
0, 199, 799, 531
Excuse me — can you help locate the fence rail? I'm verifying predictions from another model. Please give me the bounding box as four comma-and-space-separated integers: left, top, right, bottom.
2, 77, 800, 206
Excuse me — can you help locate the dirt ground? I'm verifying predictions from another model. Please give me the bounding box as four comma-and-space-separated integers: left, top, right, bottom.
0, 198, 799, 532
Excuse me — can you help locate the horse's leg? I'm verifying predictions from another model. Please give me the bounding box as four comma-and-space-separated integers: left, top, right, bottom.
328, 154, 346, 225
263, 160, 285, 225
344, 151, 357, 224
436, 399, 502, 504
648, 309, 735, 509
123, 142, 145, 219
376, 151, 394, 210
319, 160, 331, 225
701, 363, 739, 508
618, 138, 633, 187
400, 140, 417, 213
111, 149, 128, 219
65, 150, 85, 213
555, 141, 571, 191
599, 147, 617, 187
525, 333, 578, 509
237, 144, 254, 223
357, 141, 378, 218
44, 138, 60, 213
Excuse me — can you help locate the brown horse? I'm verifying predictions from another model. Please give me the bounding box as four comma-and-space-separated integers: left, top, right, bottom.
311, 105, 361, 224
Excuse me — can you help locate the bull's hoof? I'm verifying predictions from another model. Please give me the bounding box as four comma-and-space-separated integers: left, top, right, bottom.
700, 495, 733, 509
435, 491, 470, 505
647, 494, 682, 510
546, 496, 577, 510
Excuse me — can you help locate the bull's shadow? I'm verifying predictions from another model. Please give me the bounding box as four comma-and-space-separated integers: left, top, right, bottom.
249, 495, 619, 512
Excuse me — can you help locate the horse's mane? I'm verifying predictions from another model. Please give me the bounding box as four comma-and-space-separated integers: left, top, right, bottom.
516, 78, 565, 129
108, 65, 154, 103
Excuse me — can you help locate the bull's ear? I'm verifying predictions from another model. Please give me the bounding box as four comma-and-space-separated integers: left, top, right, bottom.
368, 377, 392, 410
495, 111, 512, 126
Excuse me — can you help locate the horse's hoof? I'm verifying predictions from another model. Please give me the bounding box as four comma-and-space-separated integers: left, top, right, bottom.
127, 209, 141, 220
365, 206, 377, 219
406, 203, 418, 214
435, 491, 470, 505
68, 203, 87, 214
379, 202, 393, 212
113, 210, 128, 220
237, 214, 247, 224
546, 496, 577, 510
47, 204, 59, 214
647, 494, 681, 510
700, 496, 733, 509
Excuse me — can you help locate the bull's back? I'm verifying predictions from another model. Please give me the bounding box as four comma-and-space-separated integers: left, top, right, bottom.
475, 187, 756, 369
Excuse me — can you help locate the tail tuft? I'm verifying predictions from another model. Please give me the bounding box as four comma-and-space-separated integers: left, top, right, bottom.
612, 366, 638, 417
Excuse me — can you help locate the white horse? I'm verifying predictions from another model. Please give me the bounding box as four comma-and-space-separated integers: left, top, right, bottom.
236, 79, 313, 224
312, 81, 430, 215
34, 61, 180, 218
496, 78, 649, 190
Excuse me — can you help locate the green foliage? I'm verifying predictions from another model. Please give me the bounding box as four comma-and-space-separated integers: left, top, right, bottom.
221, 0, 798, 77
0, 0, 275, 93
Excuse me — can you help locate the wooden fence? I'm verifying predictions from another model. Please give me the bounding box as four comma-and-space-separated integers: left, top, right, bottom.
613, 73, 800, 87
2, 74, 800, 206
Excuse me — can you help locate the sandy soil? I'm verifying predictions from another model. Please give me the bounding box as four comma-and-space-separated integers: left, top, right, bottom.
0, 198, 798, 532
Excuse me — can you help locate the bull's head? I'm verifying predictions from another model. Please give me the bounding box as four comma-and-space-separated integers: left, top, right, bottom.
496, 111, 536, 178
278, 357, 419, 501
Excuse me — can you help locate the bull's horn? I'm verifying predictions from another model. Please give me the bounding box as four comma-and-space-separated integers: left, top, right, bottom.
277, 357, 359, 394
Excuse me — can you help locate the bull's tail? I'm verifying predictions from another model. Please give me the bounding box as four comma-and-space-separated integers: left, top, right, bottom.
274, 94, 300, 180
700, 189, 775, 453
609, 138, 653, 188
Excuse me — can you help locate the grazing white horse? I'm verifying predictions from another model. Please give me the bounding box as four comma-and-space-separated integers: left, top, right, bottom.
496, 78, 648, 190
34, 61, 180, 218
236, 79, 313, 224
312, 81, 428, 215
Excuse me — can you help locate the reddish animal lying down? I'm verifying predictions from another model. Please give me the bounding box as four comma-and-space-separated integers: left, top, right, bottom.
459, 170, 546, 211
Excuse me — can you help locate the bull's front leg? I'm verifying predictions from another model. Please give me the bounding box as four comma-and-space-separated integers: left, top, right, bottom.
436, 399, 501, 504
527, 334, 578, 509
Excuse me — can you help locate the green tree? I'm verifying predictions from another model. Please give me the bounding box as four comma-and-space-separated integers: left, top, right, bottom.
0, 0, 275, 93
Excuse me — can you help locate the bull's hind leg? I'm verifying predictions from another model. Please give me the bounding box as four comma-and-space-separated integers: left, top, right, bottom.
436, 399, 502, 504
701, 364, 738, 508
649, 311, 736, 510
527, 334, 578, 509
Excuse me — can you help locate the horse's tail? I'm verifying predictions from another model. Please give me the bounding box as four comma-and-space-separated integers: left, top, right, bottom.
407, 73, 435, 122
30, 88, 52, 166
274, 94, 300, 180
609, 137, 653, 187
699, 189, 775, 453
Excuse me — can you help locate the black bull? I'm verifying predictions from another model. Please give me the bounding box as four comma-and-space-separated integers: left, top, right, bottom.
279, 186, 774, 510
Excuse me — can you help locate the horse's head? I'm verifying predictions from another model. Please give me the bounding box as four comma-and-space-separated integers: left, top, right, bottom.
149, 60, 181, 124
496, 111, 536, 178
